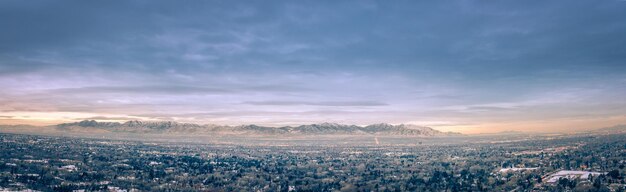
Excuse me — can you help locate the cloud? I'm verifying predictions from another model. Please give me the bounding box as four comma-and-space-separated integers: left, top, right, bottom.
74, 116, 143, 121
49, 85, 234, 95
242, 101, 388, 106
36, 84, 311, 96
464, 106, 514, 112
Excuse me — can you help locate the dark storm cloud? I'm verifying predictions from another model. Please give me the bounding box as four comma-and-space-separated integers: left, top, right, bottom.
1, 0, 625, 77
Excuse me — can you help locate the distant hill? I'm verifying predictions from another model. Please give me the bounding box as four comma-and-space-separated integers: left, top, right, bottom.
55, 120, 462, 136
592, 124, 626, 134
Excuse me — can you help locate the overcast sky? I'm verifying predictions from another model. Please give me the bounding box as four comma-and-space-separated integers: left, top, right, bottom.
1, 0, 626, 133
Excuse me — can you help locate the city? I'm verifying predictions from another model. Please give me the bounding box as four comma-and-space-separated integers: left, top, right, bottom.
0, 131, 624, 191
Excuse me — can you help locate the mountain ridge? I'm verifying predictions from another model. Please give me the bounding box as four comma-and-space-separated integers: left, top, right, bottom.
56, 120, 462, 136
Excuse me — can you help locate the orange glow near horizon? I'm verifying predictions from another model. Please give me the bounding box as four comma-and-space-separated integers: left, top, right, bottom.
1, 111, 624, 134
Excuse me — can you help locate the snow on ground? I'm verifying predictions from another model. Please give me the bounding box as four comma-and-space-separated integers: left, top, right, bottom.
499, 167, 539, 172
545, 170, 605, 183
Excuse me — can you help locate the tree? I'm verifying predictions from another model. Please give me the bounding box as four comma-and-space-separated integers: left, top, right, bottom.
607, 170, 620, 179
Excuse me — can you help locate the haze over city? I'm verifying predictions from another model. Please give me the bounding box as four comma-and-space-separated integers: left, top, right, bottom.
1, 0, 626, 134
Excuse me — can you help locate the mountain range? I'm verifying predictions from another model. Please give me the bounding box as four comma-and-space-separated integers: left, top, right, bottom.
55, 120, 462, 136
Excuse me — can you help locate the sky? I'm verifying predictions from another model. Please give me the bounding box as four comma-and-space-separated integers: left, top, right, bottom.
1, 0, 626, 134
